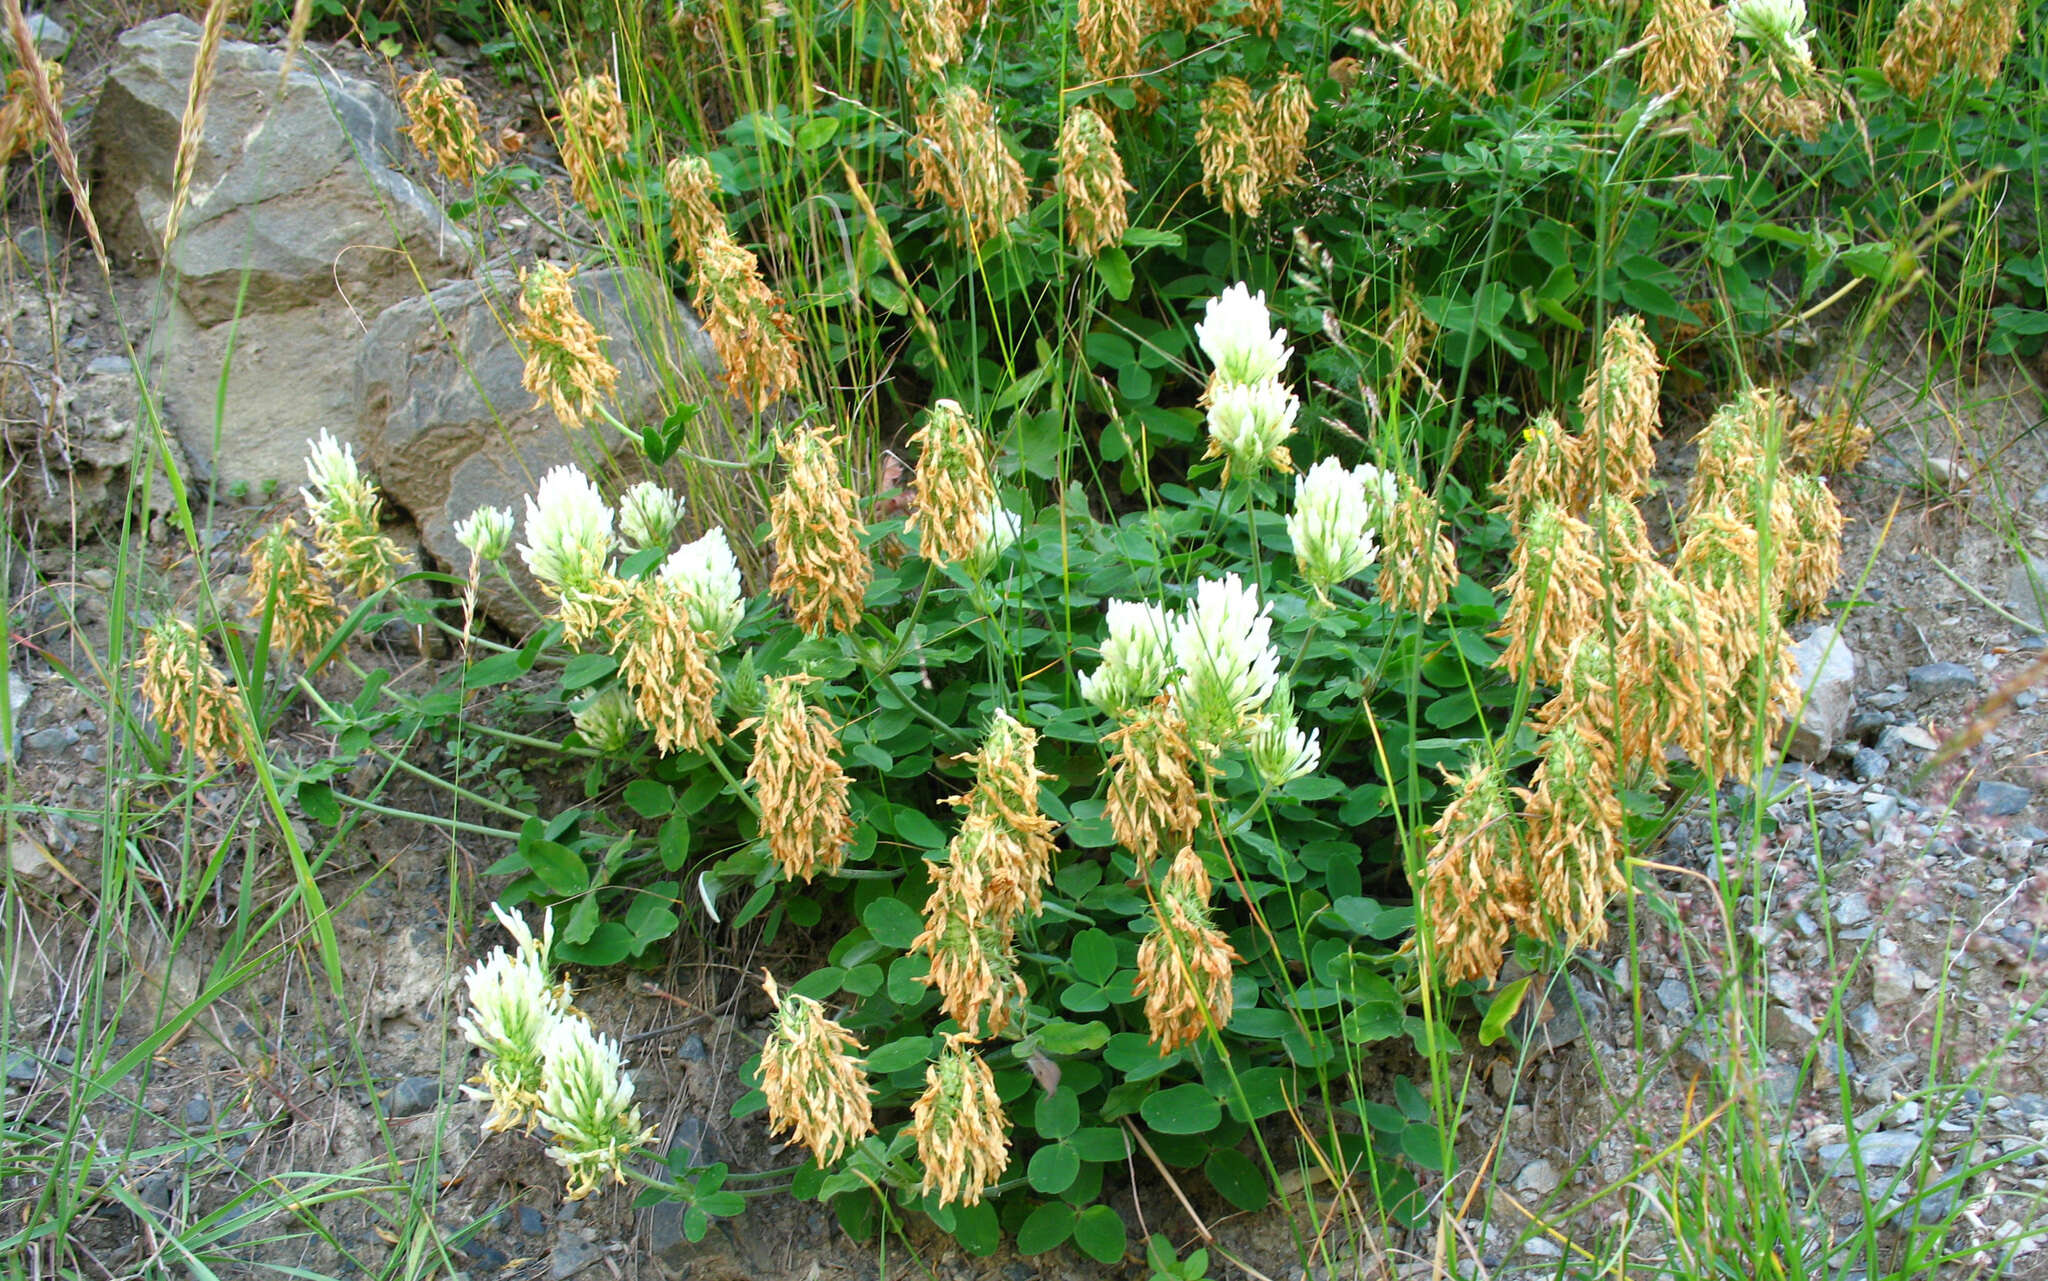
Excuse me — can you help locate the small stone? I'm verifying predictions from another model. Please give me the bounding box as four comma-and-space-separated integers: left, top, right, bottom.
550, 1240, 604, 1280
1865, 688, 1908, 710
1515, 1158, 1561, 1195
1975, 781, 2032, 817
1866, 794, 1900, 827
1762, 1063, 1803, 1110
1833, 892, 1873, 928
1523, 1236, 1563, 1258
86, 355, 132, 378
463, 1243, 509, 1272
1655, 978, 1694, 1020
4, 1051, 42, 1083
1787, 626, 1857, 761
184, 1096, 212, 1127
1846, 1002, 1884, 1050
519, 1207, 546, 1236
1852, 749, 1890, 783
1818, 1131, 1925, 1172
384, 1075, 442, 1118
676, 1034, 707, 1062
1907, 663, 1977, 699
1767, 1005, 1820, 1050
24, 725, 79, 751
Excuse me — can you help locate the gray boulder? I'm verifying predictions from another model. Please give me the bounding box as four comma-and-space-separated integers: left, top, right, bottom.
356, 268, 717, 633
1785, 624, 1856, 762
90, 15, 471, 487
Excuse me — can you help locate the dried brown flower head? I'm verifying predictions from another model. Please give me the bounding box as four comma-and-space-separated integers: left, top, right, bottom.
693, 231, 804, 415
769, 426, 872, 635
244, 523, 345, 668
1406, 0, 1461, 84
1957, 0, 2022, 86
1738, 74, 1829, 141
1614, 564, 1720, 775
1134, 846, 1240, 1051
1495, 412, 1590, 527
1587, 492, 1658, 601
516, 263, 620, 431
1699, 618, 1800, 784
1376, 473, 1459, 620
614, 576, 722, 755
1785, 408, 1871, 474
665, 154, 725, 263
910, 85, 1030, 251
1232, 0, 1283, 36
1777, 472, 1843, 618
1158, 0, 1214, 26
1642, 0, 1731, 130
945, 710, 1060, 923
400, 70, 498, 185
1494, 500, 1610, 687
1422, 759, 1528, 986
910, 860, 1028, 1036
907, 399, 997, 566
1881, 0, 2017, 96
1258, 72, 1314, 192
138, 618, 249, 767
748, 675, 854, 881
556, 73, 628, 206
1575, 314, 1663, 501
1443, 0, 1517, 95
1057, 105, 1134, 256
908, 1033, 1010, 1207
1686, 387, 1793, 520
1077, 0, 1157, 85
899, 0, 969, 76
759, 972, 874, 1164
0, 60, 62, 166
1104, 695, 1201, 875
1518, 711, 1627, 948
1198, 76, 1264, 218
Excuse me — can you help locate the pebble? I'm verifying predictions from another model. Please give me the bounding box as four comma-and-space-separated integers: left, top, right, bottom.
1852, 749, 1890, 783
1762, 1063, 1803, 1109
85, 355, 131, 377
1975, 781, 2033, 817
519, 1207, 547, 1236
1515, 1158, 1561, 1195
463, 1243, 509, 1272
184, 1096, 211, 1127
24, 12, 67, 59
24, 725, 79, 752
676, 1034, 707, 1062
550, 1240, 605, 1280
1818, 1131, 1926, 1171
1833, 892, 1874, 927
384, 1076, 442, 1118
4, 1051, 42, 1083
1907, 663, 1978, 698
1655, 978, 1693, 1019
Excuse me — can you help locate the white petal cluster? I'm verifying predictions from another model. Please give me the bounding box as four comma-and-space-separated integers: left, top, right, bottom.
659, 527, 745, 647
456, 905, 564, 1133
1247, 688, 1321, 788
301, 429, 376, 523
965, 499, 1022, 576
1079, 599, 1174, 717
1195, 283, 1291, 387
537, 1015, 655, 1199
1730, 0, 1812, 62
520, 466, 615, 595
454, 505, 516, 563
617, 482, 686, 553
1288, 457, 1395, 601
573, 686, 642, 753
1170, 573, 1281, 748
1206, 377, 1299, 476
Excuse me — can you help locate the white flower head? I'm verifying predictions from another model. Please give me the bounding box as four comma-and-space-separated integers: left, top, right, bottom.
456, 905, 565, 1133
1195, 283, 1292, 387
964, 499, 1022, 577
1206, 377, 1299, 478
617, 481, 686, 553
573, 685, 642, 752
1246, 686, 1320, 788
538, 1015, 657, 1200
1079, 599, 1175, 718
1170, 574, 1281, 749
454, 505, 516, 563
1730, 0, 1812, 63
659, 527, 745, 648
520, 466, 614, 596
301, 429, 374, 522
1289, 457, 1394, 602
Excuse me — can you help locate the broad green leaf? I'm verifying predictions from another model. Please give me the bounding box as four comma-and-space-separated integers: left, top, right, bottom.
862, 897, 923, 949
1204, 1149, 1269, 1211
1479, 976, 1533, 1047
1072, 1205, 1128, 1263
1028, 1142, 1081, 1194
1140, 1083, 1221, 1135
1015, 1201, 1077, 1255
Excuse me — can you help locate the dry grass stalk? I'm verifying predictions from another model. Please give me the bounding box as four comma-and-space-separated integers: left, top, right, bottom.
614, 577, 722, 754
138, 618, 249, 767
1642, 0, 1730, 129
1422, 760, 1528, 986
692, 230, 804, 415
1134, 846, 1239, 1051
244, 523, 345, 668
908, 1033, 1010, 1207
516, 263, 620, 431
163, 0, 234, 254
1057, 105, 1134, 256
556, 72, 628, 207
907, 399, 996, 565
909, 85, 1029, 251
759, 973, 873, 1163
748, 676, 854, 882
1104, 695, 1201, 875
769, 425, 872, 635
400, 70, 497, 185
1197, 76, 1264, 218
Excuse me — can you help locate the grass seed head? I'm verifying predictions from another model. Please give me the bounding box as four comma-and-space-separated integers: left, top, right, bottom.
692, 230, 805, 415
1057, 105, 1135, 257
769, 426, 872, 636
1376, 474, 1460, 620
137, 618, 250, 768
555, 72, 628, 207
748, 675, 854, 882
0, 60, 62, 165
400, 70, 497, 185
1197, 76, 1264, 218
516, 263, 620, 431
759, 973, 874, 1164
909, 84, 1030, 250
909, 1033, 1010, 1207
244, 523, 345, 669
1422, 759, 1529, 987
908, 399, 997, 566
1134, 847, 1240, 1052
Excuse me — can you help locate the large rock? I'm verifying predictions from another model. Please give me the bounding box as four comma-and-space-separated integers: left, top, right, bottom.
1785, 624, 1856, 762
356, 268, 716, 633
89, 15, 470, 487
